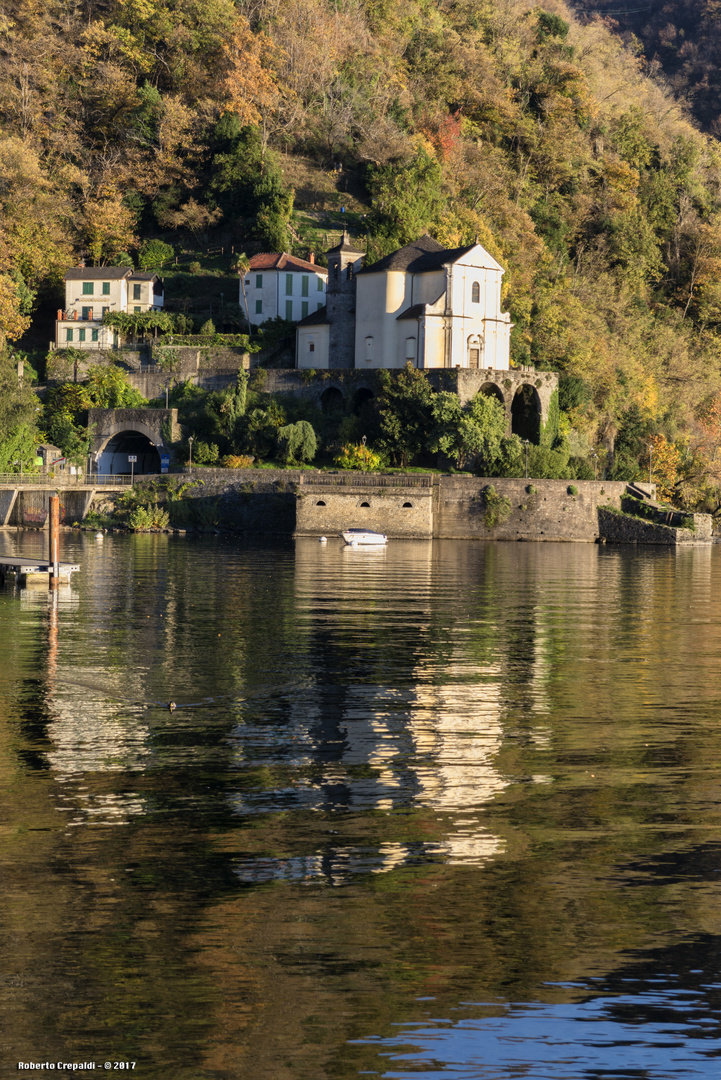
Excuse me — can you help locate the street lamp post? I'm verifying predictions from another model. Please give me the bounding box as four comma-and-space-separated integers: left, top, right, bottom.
524, 439, 530, 480
592, 450, 598, 481
188, 436, 194, 472
361, 434, 367, 473
649, 443, 653, 486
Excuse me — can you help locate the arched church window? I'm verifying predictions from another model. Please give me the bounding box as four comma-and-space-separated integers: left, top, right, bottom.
471, 281, 480, 303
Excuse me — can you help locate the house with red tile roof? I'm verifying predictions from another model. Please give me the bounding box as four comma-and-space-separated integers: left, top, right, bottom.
239, 253, 328, 326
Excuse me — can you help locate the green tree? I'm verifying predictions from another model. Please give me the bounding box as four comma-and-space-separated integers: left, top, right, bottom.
377, 364, 436, 467
367, 150, 445, 255
276, 420, 317, 464
138, 239, 175, 270
0, 351, 40, 471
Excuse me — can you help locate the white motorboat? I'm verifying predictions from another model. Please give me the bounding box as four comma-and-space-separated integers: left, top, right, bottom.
340, 528, 388, 546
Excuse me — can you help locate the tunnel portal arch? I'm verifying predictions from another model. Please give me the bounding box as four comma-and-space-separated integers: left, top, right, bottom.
96, 429, 162, 475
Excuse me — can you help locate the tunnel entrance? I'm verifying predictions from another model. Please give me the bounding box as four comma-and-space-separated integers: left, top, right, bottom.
98, 431, 161, 475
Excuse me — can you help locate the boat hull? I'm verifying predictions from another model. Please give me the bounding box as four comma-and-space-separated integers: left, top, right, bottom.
340, 529, 387, 546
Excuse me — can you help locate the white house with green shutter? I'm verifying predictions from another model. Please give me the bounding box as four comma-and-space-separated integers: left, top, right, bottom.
55, 266, 164, 349
241, 253, 327, 327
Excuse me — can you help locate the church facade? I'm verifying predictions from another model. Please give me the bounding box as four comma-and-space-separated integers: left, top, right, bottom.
296, 233, 512, 371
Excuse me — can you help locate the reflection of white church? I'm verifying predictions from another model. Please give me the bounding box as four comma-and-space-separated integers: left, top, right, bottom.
296, 232, 512, 371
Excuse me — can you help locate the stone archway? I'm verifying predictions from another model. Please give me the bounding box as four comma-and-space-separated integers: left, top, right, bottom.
320, 386, 344, 413
511, 384, 542, 443
479, 381, 505, 407
352, 387, 375, 415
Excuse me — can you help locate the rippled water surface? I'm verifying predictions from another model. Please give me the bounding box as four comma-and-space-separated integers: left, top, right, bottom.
1, 532, 720, 1078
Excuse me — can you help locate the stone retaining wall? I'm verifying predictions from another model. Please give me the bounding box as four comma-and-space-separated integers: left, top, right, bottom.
598, 507, 709, 545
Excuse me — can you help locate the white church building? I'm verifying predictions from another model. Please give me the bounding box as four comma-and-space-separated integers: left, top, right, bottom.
296, 233, 512, 370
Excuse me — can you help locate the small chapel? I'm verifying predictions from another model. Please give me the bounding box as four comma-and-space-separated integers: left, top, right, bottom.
295, 232, 512, 371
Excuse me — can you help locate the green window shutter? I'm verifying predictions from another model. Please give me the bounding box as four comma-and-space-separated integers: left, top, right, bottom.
102, 282, 110, 295
82, 282, 93, 295
317, 302, 323, 311
301, 276, 309, 297
317, 277, 323, 291
66, 328, 73, 342
255, 274, 263, 288
255, 299, 263, 314
285, 299, 293, 320
134, 305, 141, 313
82, 307, 91, 320
78, 328, 86, 342
91, 329, 99, 342
285, 274, 293, 295
302, 301, 308, 318
133, 283, 141, 299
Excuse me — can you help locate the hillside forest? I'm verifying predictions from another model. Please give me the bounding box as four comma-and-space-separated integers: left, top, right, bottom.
5, 1, 721, 505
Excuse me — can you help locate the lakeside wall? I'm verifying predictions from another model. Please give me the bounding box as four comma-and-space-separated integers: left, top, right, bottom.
96, 470, 645, 542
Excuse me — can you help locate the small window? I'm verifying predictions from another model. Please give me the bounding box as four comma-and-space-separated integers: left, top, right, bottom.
405, 336, 416, 359
309, 342, 315, 353
317, 277, 324, 292
102, 282, 110, 295
82, 282, 93, 295
317, 302, 323, 311
78, 328, 86, 342
316, 500, 326, 506
301, 276, 309, 297
285, 274, 293, 295
285, 299, 293, 320
133, 283, 141, 299
471, 281, 480, 303
364, 336, 374, 360
102, 306, 109, 316
302, 301, 308, 318
255, 299, 263, 314
91, 329, 99, 342
255, 274, 263, 289
134, 305, 141, 313
66, 328, 73, 342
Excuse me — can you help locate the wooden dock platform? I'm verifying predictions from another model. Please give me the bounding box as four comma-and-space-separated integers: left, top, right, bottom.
0, 556, 81, 581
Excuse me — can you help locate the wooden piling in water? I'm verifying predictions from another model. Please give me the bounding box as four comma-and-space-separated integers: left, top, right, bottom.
49, 495, 60, 589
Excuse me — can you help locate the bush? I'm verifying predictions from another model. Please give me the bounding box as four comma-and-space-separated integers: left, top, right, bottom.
567, 484, 578, 496
276, 420, 317, 464
138, 239, 174, 270
199, 319, 216, 335
334, 442, 382, 471
483, 486, 512, 529
188, 261, 201, 274
192, 440, 220, 465
128, 504, 170, 531
220, 454, 254, 468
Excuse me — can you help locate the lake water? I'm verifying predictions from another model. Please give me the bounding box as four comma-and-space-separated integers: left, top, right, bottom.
1, 531, 720, 1078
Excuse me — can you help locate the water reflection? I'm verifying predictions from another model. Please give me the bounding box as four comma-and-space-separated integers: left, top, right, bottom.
2, 534, 721, 1077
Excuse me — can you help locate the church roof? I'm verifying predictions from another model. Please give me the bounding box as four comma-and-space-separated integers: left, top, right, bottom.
359, 235, 502, 275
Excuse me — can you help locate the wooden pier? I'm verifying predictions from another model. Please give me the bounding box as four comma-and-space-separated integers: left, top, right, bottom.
0, 556, 81, 583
